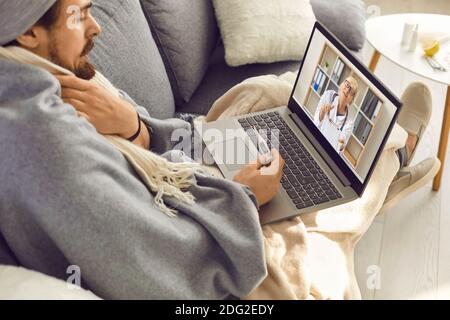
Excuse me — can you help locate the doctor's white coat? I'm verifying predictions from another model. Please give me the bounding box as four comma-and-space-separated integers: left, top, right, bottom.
313, 90, 355, 148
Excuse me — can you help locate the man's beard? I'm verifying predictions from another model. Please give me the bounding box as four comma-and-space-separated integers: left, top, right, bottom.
48, 39, 96, 80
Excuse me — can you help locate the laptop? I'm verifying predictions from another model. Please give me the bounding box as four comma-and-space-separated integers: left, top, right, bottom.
195, 21, 402, 225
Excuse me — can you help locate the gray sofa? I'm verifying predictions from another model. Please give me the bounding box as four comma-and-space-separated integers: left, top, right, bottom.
0, 0, 366, 274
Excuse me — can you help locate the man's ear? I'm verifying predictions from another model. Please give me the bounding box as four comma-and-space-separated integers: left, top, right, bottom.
16, 26, 47, 50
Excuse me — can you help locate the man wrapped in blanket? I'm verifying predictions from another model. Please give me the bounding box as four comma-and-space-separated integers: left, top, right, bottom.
0, 0, 438, 300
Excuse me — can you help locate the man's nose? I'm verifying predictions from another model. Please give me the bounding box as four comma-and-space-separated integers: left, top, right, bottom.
88, 17, 102, 38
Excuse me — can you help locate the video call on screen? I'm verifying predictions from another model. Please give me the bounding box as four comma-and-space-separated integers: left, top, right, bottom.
292, 30, 397, 182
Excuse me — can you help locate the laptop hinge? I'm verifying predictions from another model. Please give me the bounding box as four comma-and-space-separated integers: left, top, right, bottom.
289, 113, 352, 187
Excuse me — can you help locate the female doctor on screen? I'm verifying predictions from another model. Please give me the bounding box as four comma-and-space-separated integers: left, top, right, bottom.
313, 76, 358, 152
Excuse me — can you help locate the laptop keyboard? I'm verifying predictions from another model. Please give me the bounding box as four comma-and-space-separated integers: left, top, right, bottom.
238, 111, 342, 210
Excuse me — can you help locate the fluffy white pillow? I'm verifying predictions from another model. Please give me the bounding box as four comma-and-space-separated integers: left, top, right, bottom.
0, 265, 101, 300
212, 0, 316, 67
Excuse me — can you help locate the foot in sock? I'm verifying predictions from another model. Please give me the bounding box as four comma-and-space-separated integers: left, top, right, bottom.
405, 133, 418, 163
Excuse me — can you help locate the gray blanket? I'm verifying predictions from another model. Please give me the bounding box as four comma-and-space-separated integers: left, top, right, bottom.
0, 59, 266, 299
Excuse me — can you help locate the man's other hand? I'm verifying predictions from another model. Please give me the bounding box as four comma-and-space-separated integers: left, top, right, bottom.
233, 149, 285, 207
55, 75, 137, 138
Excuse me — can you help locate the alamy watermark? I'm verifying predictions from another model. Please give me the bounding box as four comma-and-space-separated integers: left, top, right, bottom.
366, 265, 381, 290
366, 5, 381, 19
66, 5, 82, 30
66, 265, 81, 290
169, 126, 281, 175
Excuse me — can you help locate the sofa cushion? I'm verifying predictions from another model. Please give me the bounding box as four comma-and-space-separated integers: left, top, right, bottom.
212, 0, 316, 67
140, 0, 220, 105
90, 0, 175, 120
310, 0, 366, 50
176, 45, 301, 116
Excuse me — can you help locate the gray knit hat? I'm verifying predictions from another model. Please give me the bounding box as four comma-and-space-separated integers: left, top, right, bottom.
0, 0, 57, 46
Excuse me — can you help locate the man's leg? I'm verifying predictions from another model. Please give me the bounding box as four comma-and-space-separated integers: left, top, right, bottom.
381, 83, 440, 212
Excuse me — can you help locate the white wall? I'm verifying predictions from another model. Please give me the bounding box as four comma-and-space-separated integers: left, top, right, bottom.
292, 31, 326, 105
366, 0, 450, 15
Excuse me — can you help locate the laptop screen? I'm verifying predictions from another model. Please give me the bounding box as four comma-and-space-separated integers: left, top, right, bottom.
289, 22, 401, 194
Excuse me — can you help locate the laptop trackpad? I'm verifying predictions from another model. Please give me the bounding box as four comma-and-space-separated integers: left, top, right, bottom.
210, 137, 257, 173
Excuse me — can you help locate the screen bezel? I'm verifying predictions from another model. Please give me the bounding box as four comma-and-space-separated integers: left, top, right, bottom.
288, 21, 403, 196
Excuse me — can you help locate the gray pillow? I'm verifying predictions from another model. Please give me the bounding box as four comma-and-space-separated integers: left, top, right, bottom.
140, 0, 220, 105
310, 0, 366, 50
90, 0, 175, 120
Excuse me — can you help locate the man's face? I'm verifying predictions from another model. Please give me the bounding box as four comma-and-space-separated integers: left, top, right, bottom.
41, 0, 101, 79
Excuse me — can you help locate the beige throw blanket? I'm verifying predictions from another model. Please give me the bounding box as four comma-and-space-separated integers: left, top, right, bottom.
204, 73, 407, 300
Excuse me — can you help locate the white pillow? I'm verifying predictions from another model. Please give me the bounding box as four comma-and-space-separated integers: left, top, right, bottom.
0, 265, 101, 300
212, 0, 316, 67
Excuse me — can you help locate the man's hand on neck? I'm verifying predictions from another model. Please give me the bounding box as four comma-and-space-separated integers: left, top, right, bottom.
55, 74, 151, 149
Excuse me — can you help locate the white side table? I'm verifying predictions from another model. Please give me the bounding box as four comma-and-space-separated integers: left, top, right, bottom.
366, 13, 450, 191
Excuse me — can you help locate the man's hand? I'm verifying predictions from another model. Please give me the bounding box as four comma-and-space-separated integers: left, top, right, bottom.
56, 75, 137, 137
319, 103, 334, 122
233, 149, 285, 207
55, 75, 150, 149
